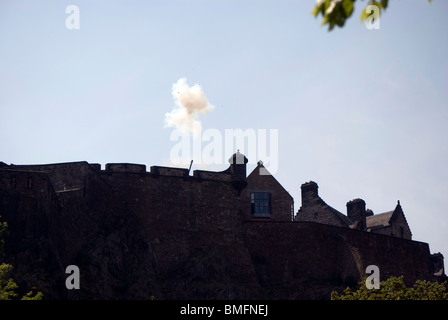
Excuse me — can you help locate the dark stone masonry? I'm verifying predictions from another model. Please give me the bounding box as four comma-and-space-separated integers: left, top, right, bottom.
0, 153, 445, 299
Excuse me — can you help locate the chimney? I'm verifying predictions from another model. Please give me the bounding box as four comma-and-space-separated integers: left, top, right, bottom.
301, 181, 319, 207
347, 198, 366, 230
228, 150, 248, 194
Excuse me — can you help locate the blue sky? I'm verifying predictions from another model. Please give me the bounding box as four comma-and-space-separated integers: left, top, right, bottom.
1, 1, 448, 267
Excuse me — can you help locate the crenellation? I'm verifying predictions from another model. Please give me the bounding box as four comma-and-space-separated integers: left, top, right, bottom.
89, 163, 101, 172
192, 169, 231, 181
105, 163, 146, 173
0, 155, 445, 299
150, 165, 188, 177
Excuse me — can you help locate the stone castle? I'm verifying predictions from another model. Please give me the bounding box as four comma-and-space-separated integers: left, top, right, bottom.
0, 152, 445, 299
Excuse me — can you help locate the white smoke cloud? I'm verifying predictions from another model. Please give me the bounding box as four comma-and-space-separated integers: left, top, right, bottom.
165, 78, 214, 136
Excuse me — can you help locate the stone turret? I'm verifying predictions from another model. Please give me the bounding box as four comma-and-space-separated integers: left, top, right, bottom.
228, 151, 248, 194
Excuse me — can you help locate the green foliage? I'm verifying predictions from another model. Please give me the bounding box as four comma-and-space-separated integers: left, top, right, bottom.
0, 263, 18, 300
0, 263, 43, 300
312, 0, 356, 31
21, 290, 44, 300
0, 217, 43, 300
312, 0, 433, 31
0, 219, 8, 255
331, 275, 448, 300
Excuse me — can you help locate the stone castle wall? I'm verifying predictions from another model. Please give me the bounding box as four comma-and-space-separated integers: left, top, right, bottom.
0, 161, 444, 299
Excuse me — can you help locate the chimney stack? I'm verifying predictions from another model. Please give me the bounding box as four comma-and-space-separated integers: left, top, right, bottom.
346, 198, 366, 230
301, 181, 319, 207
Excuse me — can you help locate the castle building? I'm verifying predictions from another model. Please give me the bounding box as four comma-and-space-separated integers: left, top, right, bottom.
294, 181, 412, 240
0, 153, 445, 299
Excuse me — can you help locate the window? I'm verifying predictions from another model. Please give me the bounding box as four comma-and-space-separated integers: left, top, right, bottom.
250, 192, 271, 218
27, 177, 33, 189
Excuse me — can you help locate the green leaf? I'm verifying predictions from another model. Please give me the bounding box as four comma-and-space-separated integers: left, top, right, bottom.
342, 0, 354, 17
312, 6, 320, 17
360, 8, 368, 22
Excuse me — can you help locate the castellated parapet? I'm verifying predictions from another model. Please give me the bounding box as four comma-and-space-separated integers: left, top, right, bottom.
0, 155, 445, 299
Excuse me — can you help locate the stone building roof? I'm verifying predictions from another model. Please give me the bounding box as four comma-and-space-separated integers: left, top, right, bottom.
366, 210, 394, 230
246, 162, 293, 199
365, 201, 412, 240
295, 184, 353, 228
314, 200, 353, 227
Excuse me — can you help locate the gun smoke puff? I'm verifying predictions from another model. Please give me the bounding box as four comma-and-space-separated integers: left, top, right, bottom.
165, 78, 214, 137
